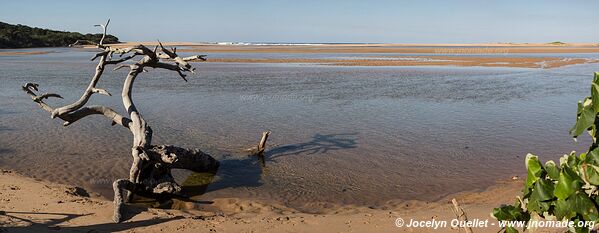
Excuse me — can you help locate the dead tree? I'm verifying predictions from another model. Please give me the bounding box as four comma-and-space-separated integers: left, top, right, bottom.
21, 20, 225, 223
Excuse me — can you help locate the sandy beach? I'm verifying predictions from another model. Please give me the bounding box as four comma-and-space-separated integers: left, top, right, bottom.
75, 43, 599, 68
97, 41, 599, 54
179, 44, 599, 54
0, 51, 53, 56
3, 46, 598, 68
203, 56, 599, 68
99, 42, 599, 54
5, 43, 599, 68
1, 169, 554, 233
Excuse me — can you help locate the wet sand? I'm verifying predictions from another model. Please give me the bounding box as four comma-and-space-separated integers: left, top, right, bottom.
180, 44, 599, 54
83, 42, 599, 68
99, 42, 599, 54
203, 56, 599, 68
0, 51, 53, 56
2, 48, 596, 68
1, 170, 559, 233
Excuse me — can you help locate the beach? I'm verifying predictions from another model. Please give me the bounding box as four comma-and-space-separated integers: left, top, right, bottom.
8, 44, 599, 68
81, 43, 599, 68
100, 42, 599, 54
1, 169, 540, 233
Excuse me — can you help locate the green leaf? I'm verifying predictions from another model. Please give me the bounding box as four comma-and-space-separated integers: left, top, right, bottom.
528, 186, 551, 213
567, 151, 580, 168
570, 193, 599, 221
554, 166, 581, 200
585, 148, 599, 165
554, 198, 576, 221
576, 100, 584, 115
492, 207, 511, 220
522, 185, 532, 198
571, 102, 595, 138
545, 161, 560, 180
582, 164, 599, 185
533, 179, 555, 201
580, 152, 587, 162
492, 204, 529, 221
588, 124, 597, 143
526, 154, 544, 188
591, 83, 599, 113
568, 218, 590, 233
505, 226, 518, 233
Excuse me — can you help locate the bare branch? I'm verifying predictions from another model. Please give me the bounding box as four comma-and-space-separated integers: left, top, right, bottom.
34, 93, 63, 102
91, 88, 111, 96
22, 83, 39, 94
158, 40, 176, 58
246, 131, 271, 156
68, 39, 94, 47
50, 57, 109, 118
148, 62, 188, 82
22, 83, 130, 129
91, 51, 107, 61
62, 106, 131, 128
106, 54, 137, 65
114, 64, 130, 71
183, 55, 207, 61
94, 19, 110, 47
258, 131, 271, 153
22, 83, 55, 113
450, 199, 473, 233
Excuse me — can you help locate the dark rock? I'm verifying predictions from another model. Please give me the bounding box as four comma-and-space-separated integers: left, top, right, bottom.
65, 186, 90, 197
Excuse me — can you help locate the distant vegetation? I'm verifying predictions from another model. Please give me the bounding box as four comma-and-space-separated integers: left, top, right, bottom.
548, 41, 566, 45
0, 21, 119, 48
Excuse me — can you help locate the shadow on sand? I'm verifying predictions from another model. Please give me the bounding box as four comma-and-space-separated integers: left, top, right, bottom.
0, 210, 183, 233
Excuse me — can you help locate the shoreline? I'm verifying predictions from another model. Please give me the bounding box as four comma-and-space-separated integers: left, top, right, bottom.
4, 44, 599, 68
0, 169, 538, 233
0, 50, 53, 56
201, 57, 599, 69
98, 42, 599, 54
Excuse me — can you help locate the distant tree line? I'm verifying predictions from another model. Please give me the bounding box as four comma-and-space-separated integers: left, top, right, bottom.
0, 21, 119, 48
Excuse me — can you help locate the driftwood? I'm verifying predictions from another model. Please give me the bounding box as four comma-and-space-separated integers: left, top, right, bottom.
450, 198, 473, 233
246, 131, 270, 155
21, 20, 234, 223
243, 131, 270, 166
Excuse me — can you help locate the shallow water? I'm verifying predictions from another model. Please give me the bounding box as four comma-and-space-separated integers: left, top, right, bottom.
0, 49, 597, 211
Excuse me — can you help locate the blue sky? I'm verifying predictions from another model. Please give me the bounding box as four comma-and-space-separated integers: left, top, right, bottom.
1, 0, 597, 43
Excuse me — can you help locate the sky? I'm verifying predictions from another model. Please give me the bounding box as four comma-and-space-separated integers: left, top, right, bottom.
1, 0, 598, 43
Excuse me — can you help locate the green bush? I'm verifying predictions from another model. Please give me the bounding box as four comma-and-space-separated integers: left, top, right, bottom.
493, 72, 599, 232
0, 21, 119, 48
